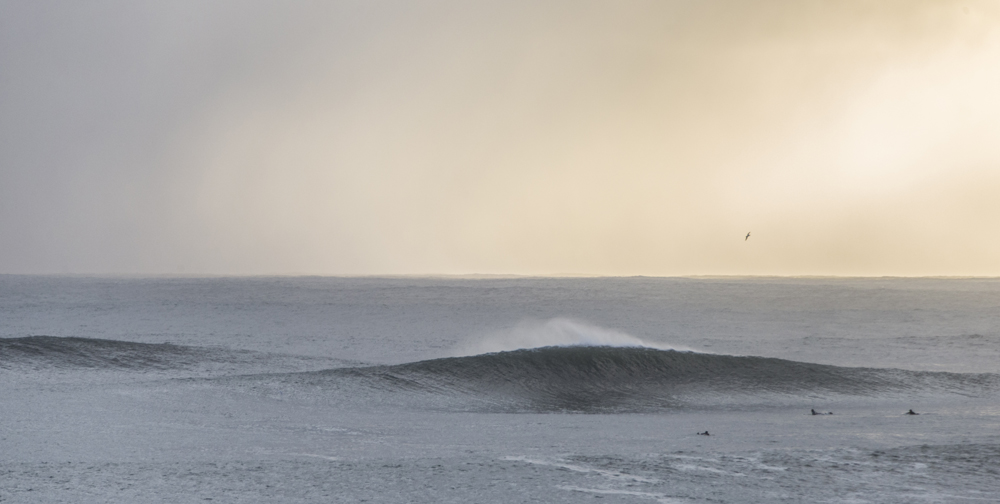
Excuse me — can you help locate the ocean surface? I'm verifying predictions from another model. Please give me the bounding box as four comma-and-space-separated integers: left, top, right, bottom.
2, 276, 999, 503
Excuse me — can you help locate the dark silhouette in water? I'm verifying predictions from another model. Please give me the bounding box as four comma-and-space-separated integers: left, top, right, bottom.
906, 409, 919, 415
697, 431, 710, 436
811, 409, 833, 415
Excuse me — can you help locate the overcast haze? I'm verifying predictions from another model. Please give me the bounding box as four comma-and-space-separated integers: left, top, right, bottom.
2, 0, 999, 276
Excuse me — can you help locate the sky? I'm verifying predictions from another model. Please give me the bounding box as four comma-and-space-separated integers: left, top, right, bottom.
2, 0, 999, 276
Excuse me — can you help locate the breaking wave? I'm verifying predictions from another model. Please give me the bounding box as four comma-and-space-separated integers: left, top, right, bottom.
298, 346, 1000, 413
5, 336, 997, 413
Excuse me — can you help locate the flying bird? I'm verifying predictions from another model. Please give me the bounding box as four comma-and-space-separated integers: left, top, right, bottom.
745, 232, 751, 241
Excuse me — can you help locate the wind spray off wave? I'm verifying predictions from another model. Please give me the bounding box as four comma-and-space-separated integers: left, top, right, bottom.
454, 318, 698, 357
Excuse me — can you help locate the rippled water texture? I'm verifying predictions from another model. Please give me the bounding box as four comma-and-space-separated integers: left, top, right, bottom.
2, 276, 999, 503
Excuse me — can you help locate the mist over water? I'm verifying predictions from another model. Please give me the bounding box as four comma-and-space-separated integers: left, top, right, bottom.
3, 2, 1000, 276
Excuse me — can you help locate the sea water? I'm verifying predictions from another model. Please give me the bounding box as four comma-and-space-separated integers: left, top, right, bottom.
1, 276, 998, 503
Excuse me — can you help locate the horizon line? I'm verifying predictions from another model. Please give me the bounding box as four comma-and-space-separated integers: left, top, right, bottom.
2, 273, 999, 280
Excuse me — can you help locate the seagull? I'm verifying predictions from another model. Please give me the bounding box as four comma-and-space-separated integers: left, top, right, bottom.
745, 232, 751, 241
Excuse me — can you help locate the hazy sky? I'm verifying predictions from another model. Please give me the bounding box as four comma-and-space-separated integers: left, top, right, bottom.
2, 0, 999, 276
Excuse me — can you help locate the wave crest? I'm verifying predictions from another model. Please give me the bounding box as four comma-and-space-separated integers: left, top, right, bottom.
454, 318, 697, 356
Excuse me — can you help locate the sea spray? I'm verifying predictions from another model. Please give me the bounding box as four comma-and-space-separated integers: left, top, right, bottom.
452, 318, 700, 356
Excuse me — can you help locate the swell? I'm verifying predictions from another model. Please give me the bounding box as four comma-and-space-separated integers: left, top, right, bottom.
7, 337, 996, 412
0, 336, 348, 375
293, 346, 1000, 412
0, 336, 213, 370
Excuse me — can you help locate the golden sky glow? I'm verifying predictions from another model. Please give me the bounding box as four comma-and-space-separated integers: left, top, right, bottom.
2, 0, 999, 275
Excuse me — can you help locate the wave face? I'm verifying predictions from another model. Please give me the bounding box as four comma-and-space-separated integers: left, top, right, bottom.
306, 346, 1000, 413
0, 336, 345, 376
0, 336, 213, 370
6, 337, 996, 413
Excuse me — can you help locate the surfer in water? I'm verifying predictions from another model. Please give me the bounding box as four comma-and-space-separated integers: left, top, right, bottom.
697, 431, 710, 436
811, 409, 833, 415
906, 409, 919, 415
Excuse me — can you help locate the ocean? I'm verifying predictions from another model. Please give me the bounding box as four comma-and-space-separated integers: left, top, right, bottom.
2, 276, 998, 503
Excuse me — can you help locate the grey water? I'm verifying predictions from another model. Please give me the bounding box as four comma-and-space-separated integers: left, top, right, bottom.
2, 276, 999, 503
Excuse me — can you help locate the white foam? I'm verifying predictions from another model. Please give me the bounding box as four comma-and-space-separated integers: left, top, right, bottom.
556, 485, 688, 503
455, 318, 699, 356
289, 453, 340, 461
503, 455, 659, 483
